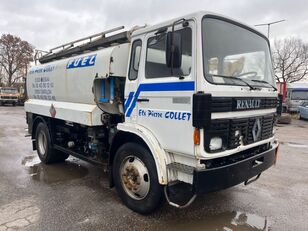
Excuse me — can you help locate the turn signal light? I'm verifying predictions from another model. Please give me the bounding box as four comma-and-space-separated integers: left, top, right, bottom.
194, 128, 200, 145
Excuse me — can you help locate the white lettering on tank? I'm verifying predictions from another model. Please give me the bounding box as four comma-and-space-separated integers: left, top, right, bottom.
74, 58, 82, 67
89, 55, 96, 65
67, 60, 74, 68
81, 56, 89, 66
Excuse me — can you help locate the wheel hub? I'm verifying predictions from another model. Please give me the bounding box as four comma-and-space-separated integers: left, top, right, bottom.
123, 166, 141, 190
38, 130, 47, 156
120, 156, 150, 200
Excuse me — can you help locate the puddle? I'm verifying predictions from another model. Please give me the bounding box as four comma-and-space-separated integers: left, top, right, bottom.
165, 211, 269, 231
286, 142, 308, 148
22, 155, 88, 184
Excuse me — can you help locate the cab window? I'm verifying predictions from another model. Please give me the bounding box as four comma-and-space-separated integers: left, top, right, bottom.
128, 40, 142, 80
145, 27, 192, 78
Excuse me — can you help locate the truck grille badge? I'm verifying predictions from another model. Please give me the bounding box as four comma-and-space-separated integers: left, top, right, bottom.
252, 118, 261, 142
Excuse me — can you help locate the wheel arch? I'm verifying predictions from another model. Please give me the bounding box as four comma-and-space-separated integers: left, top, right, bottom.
31, 115, 48, 139
109, 123, 169, 186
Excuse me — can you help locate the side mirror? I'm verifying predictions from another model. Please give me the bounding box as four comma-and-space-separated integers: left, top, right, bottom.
166, 32, 182, 68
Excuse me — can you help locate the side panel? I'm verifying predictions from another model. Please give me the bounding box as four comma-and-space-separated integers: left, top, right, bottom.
126, 82, 195, 155
24, 99, 103, 126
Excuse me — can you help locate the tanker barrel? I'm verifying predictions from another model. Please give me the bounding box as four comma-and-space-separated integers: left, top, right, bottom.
27, 43, 130, 118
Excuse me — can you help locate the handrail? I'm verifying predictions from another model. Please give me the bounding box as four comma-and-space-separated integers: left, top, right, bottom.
49, 26, 125, 53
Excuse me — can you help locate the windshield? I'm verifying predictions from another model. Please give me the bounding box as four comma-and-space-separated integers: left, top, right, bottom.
0, 88, 18, 94
202, 17, 275, 88
291, 90, 308, 100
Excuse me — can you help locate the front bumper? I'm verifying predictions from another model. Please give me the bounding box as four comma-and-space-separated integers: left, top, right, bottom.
193, 145, 278, 194
288, 107, 299, 112
0, 99, 18, 103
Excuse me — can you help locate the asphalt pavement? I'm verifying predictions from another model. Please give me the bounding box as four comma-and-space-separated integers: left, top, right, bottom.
0, 106, 307, 231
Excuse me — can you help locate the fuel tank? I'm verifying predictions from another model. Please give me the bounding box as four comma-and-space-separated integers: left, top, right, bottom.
25, 43, 130, 126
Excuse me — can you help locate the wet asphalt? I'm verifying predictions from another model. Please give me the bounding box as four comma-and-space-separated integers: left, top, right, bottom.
0, 106, 307, 231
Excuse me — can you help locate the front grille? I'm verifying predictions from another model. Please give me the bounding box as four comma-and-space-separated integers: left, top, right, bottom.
211, 98, 232, 112
1, 96, 17, 99
246, 115, 274, 144
229, 118, 249, 148
205, 114, 275, 152
210, 97, 277, 112
261, 98, 277, 109
229, 115, 275, 147
210, 120, 229, 133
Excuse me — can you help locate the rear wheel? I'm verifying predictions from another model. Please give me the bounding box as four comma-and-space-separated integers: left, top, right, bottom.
35, 122, 69, 164
113, 142, 164, 214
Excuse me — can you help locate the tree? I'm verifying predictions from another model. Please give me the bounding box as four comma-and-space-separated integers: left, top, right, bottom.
272, 38, 308, 83
0, 65, 4, 86
0, 34, 34, 86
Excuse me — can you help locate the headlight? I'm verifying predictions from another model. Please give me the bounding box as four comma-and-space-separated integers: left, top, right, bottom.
210, 137, 222, 151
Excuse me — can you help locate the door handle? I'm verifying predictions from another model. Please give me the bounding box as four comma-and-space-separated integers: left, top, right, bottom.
137, 98, 150, 102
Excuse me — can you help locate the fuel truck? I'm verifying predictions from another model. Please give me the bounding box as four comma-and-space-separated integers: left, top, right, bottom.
25, 11, 280, 214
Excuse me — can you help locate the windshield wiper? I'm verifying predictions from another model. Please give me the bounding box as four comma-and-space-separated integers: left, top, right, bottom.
209, 74, 257, 90
251, 79, 277, 91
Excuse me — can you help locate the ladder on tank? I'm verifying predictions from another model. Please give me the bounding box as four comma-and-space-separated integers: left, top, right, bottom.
38, 26, 130, 64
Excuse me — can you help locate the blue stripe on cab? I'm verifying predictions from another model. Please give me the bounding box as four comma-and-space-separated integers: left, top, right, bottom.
124, 92, 134, 112
125, 81, 195, 117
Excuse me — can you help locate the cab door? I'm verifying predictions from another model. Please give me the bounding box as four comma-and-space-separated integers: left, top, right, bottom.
124, 38, 143, 121
125, 22, 196, 155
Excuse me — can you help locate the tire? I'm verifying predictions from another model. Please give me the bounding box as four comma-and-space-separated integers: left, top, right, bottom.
35, 122, 69, 164
113, 142, 164, 214
12, 102, 16, 106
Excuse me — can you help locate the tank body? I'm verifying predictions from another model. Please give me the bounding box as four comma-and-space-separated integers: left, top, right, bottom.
27, 43, 130, 104
25, 43, 130, 126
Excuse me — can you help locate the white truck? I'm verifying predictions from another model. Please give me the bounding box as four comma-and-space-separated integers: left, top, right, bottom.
0, 87, 19, 106
285, 82, 308, 112
25, 11, 280, 214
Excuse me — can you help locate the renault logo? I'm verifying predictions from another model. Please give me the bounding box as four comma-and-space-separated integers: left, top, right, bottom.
236, 99, 261, 110
252, 118, 261, 142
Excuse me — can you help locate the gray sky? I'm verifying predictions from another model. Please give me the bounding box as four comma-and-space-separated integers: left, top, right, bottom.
0, 0, 307, 50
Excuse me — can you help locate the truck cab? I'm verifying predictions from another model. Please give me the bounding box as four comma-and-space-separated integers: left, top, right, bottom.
286, 83, 308, 112
0, 87, 19, 106
25, 11, 279, 214
123, 12, 278, 191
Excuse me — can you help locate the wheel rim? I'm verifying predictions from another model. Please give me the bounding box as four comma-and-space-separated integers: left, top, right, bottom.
120, 155, 150, 200
37, 130, 47, 156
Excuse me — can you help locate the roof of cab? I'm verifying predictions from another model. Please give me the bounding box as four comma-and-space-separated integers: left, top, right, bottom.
131, 10, 267, 40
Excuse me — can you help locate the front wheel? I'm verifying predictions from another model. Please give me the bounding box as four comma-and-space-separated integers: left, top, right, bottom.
35, 122, 69, 164
113, 143, 164, 214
